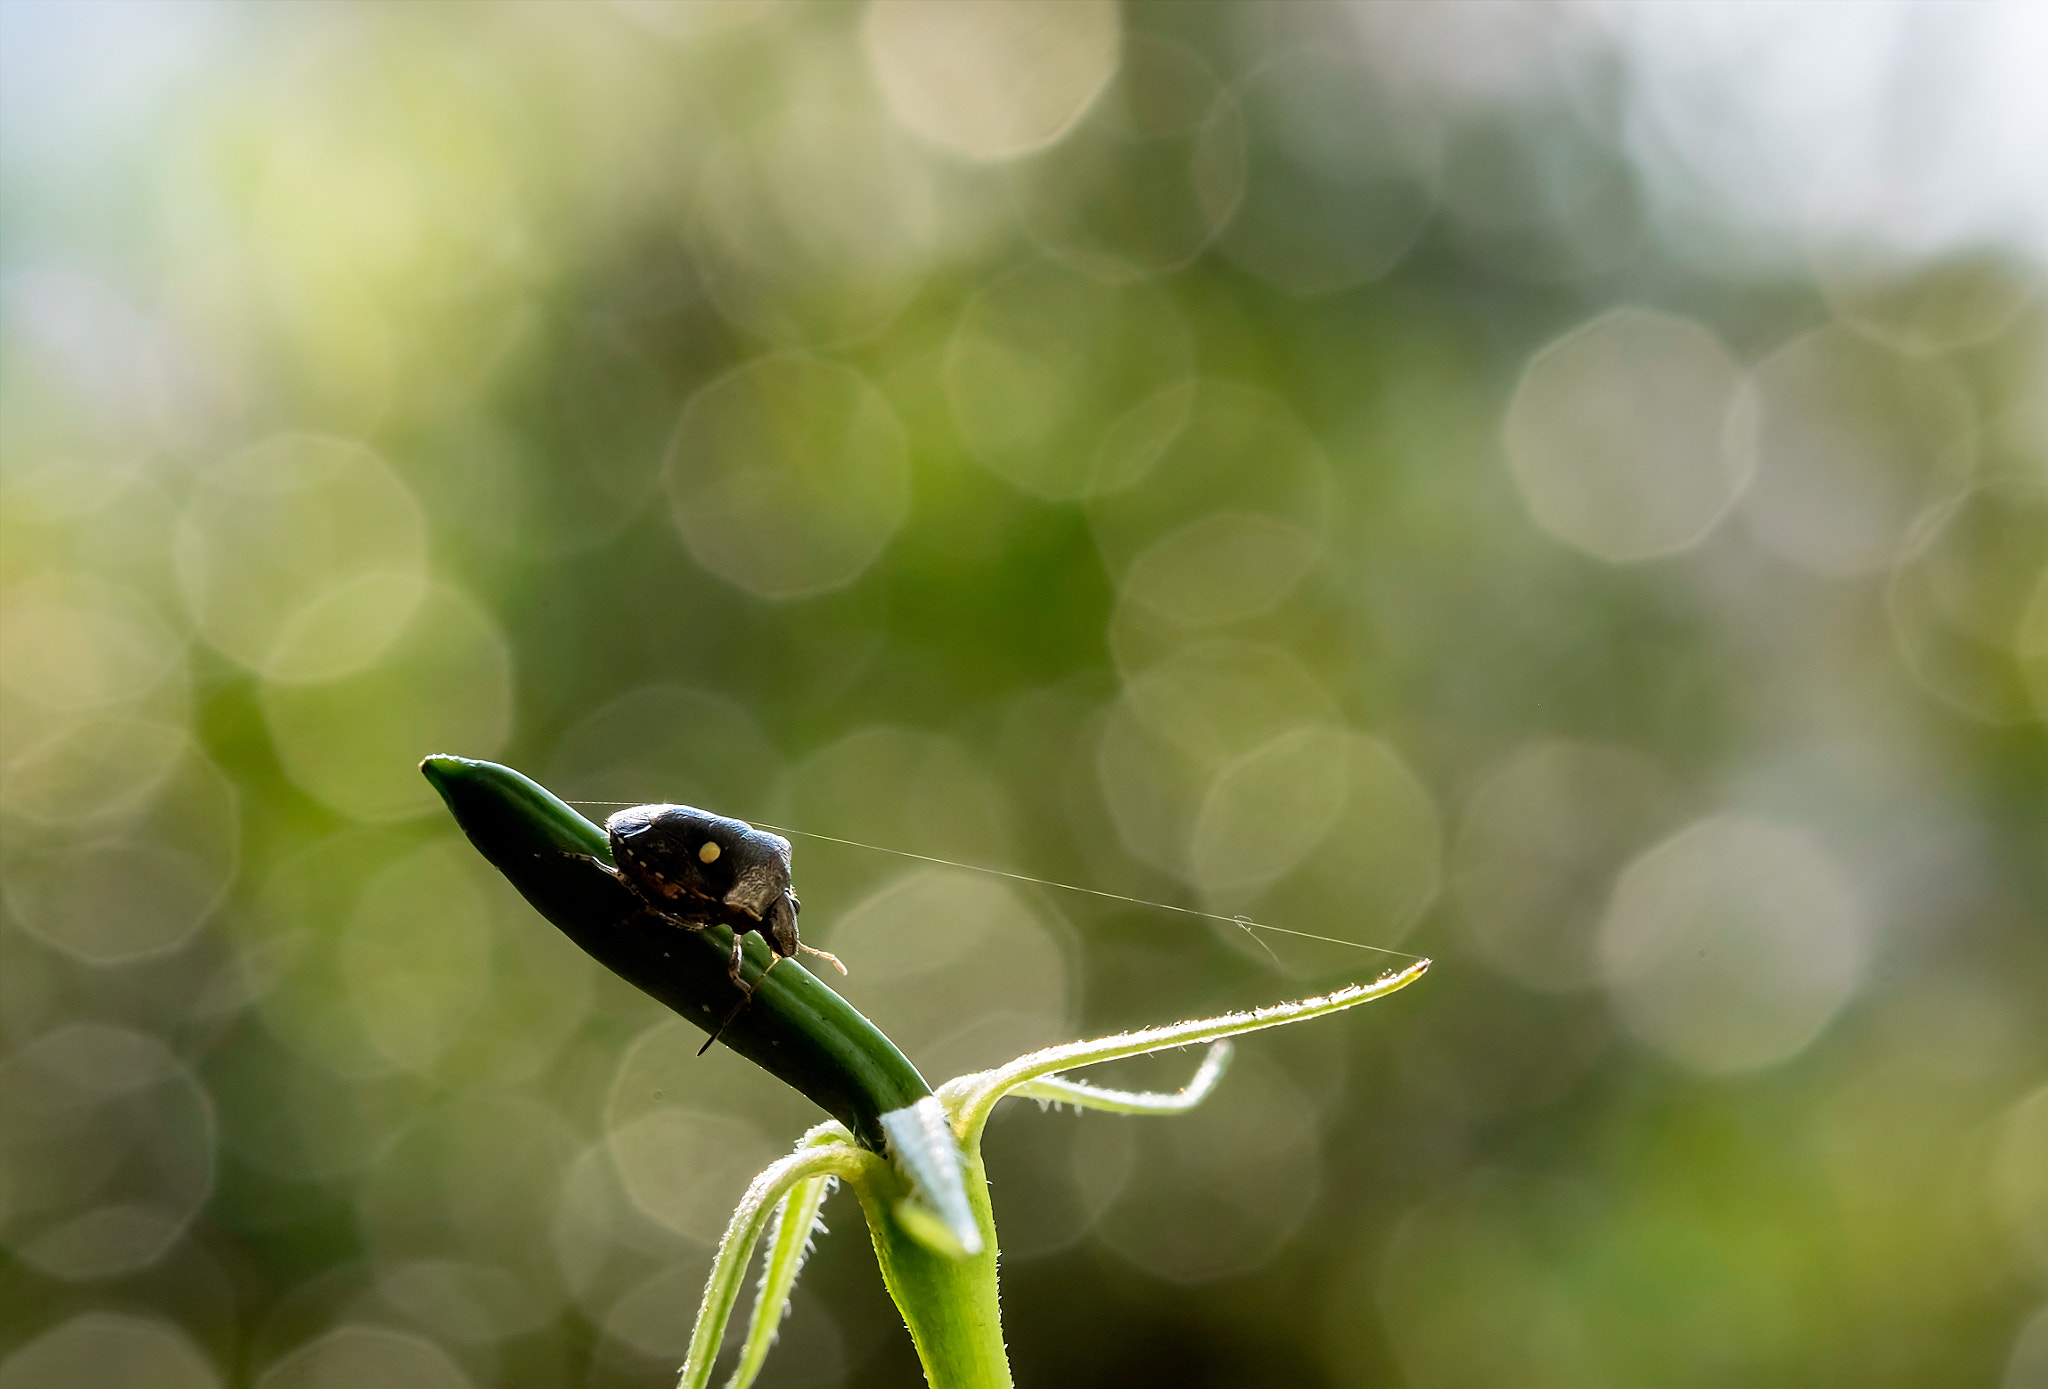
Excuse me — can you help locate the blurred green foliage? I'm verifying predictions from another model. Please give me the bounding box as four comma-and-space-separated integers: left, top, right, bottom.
1, 3, 2044, 1388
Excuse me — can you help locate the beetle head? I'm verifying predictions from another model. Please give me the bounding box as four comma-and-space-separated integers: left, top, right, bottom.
761, 893, 801, 961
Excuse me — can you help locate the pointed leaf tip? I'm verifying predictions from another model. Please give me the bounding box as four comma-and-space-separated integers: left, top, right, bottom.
879, 1097, 982, 1258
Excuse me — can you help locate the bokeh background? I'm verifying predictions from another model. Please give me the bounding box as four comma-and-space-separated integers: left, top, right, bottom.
3, 2, 2046, 1386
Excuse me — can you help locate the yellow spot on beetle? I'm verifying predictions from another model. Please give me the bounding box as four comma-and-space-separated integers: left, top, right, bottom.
698, 841, 721, 864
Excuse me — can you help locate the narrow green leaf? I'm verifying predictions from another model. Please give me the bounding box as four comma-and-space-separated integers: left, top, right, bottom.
676, 1133, 875, 1389
1010, 1040, 1234, 1115
938, 961, 1430, 1146
726, 1173, 836, 1389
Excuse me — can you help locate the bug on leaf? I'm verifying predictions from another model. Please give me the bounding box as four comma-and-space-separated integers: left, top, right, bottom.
596, 805, 847, 1048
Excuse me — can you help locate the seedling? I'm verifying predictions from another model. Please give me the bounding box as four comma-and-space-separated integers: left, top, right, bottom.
424, 756, 1429, 1389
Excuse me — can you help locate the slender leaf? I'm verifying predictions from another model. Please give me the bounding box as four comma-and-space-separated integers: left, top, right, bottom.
1009, 1040, 1234, 1115
676, 1131, 876, 1389
726, 1173, 837, 1389
938, 962, 1430, 1145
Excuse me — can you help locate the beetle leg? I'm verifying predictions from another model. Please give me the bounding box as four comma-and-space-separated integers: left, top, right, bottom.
561, 851, 626, 882
727, 928, 750, 997
697, 991, 747, 1056
569, 855, 694, 929
628, 897, 712, 934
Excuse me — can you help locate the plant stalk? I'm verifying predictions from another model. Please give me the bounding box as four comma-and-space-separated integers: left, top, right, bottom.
850, 1149, 1012, 1389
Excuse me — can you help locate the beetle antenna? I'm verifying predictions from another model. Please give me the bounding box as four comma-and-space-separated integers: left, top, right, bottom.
800, 942, 847, 975
697, 953, 788, 1057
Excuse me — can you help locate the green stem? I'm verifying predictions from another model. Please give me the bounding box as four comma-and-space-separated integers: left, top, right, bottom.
850, 1149, 1012, 1389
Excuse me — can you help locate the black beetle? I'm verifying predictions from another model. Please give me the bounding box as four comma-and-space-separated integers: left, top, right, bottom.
597, 803, 845, 1005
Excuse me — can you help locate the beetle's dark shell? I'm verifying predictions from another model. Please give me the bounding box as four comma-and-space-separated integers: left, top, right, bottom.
605, 804, 801, 960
